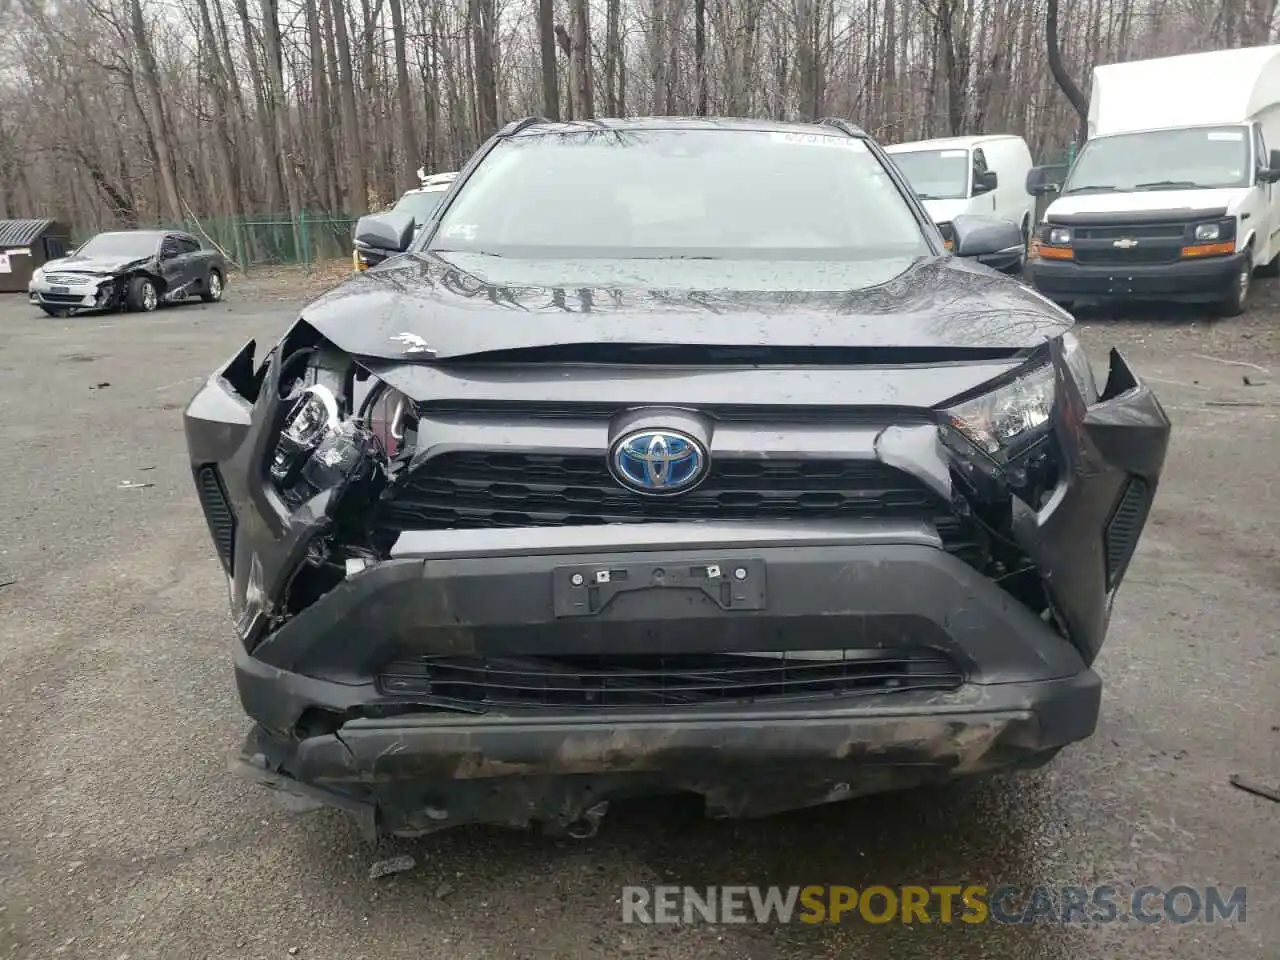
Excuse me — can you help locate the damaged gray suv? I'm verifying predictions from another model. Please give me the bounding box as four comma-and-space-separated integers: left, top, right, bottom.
184, 117, 1171, 840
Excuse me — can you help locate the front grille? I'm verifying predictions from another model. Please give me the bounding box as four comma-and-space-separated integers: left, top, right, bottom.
1104, 477, 1151, 589
378, 649, 964, 709
38, 293, 88, 304
1074, 224, 1186, 241
195, 464, 236, 575
43, 273, 95, 284
378, 452, 977, 554
1075, 246, 1181, 266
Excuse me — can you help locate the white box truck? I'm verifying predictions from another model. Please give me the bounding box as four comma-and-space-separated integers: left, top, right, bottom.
1024, 44, 1280, 315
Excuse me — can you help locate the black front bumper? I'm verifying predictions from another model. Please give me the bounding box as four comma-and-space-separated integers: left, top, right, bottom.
1026, 251, 1246, 303
232, 531, 1101, 837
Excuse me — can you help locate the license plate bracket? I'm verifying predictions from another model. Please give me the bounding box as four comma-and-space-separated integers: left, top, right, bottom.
50, 285, 69, 294
553, 558, 767, 618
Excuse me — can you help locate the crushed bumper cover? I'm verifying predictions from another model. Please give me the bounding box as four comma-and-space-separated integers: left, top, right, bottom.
1026, 250, 1246, 304
231, 532, 1101, 838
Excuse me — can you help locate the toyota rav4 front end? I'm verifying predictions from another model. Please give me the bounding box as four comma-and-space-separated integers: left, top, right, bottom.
184, 118, 1171, 839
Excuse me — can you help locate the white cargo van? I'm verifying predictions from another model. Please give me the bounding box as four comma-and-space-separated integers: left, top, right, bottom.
1025, 44, 1280, 316
885, 135, 1036, 262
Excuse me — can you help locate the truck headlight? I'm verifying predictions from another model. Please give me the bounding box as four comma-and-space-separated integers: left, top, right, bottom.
1194, 223, 1220, 241
1047, 226, 1071, 245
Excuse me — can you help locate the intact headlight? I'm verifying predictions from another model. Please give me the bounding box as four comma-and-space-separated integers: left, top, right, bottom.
1047, 226, 1071, 245
943, 333, 1095, 457
31, 267, 44, 283
1194, 222, 1220, 241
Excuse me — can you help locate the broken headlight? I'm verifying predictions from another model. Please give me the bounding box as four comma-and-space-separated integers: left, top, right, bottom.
945, 364, 1054, 458
943, 333, 1095, 459
270, 383, 341, 486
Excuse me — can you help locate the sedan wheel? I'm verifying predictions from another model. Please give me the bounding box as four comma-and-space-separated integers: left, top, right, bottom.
127, 276, 159, 313
200, 271, 224, 303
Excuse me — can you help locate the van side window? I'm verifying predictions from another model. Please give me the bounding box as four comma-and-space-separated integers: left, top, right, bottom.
1255, 126, 1268, 172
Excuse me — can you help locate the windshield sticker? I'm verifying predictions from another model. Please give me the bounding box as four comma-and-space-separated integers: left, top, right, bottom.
769, 132, 864, 149
940, 149, 968, 157
1207, 131, 1244, 141
441, 223, 478, 241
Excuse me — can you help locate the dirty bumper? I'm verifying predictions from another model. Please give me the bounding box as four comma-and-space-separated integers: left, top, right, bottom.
231, 534, 1102, 839
238, 674, 1098, 838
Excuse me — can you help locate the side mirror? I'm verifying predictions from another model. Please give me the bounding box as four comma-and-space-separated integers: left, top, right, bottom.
354, 212, 415, 255
973, 170, 998, 194
1026, 165, 1063, 196
951, 214, 1025, 272
1259, 149, 1280, 183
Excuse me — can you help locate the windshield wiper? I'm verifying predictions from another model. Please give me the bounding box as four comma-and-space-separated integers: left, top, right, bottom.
1062, 184, 1118, 194
1133, 180, 1207, 191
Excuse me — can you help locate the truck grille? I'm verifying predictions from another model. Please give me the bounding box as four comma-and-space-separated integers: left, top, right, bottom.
377, 451, 977, 553
378, 649, 964, 709
1075, 246, 1181, 266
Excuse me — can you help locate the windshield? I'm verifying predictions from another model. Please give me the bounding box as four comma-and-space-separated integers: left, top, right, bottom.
1064, 126, 1251, 193
75, 233, 159, 258
393, 188, 449, 222
888, 148, 971, 200
427, 129, 930, 261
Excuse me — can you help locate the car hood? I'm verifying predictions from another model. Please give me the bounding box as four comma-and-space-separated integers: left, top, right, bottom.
1047, 186, 1249, 219
43, 254, 151, 275
298, 252, 1073, 361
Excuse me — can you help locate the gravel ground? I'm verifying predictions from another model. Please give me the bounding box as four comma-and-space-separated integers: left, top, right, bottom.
0, 274, 1277, 960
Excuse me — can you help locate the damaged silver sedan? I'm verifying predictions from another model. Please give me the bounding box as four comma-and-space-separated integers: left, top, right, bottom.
184, 117, 1172, 840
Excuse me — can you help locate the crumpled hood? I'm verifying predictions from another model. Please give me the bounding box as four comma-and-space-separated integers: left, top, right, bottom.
42, 254, 150, 275
298, 252, 1073, 361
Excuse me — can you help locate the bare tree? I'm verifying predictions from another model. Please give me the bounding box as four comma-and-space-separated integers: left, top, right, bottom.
0, 0, 1262, 235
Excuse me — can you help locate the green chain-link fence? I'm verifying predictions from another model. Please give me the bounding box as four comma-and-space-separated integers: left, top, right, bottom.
73, 210, 360, 272
1032, 143, 1078, 224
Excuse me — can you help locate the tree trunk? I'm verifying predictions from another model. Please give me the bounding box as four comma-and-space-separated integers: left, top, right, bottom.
330, 0, 367, 212
389, 0, 419, 191
569, 0, 594, 118
694, 0, 707, 115
1046, 0, 1089, 138
605, 0, 621, 115
127, 0, 183, 223
471, 0, 499, 138
538, 0, 560, 119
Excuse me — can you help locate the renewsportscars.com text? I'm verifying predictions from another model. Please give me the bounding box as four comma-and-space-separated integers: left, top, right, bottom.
620, 884, 1248, 925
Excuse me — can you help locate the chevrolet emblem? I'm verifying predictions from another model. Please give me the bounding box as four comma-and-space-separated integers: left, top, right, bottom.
1113, 238, 1139, 249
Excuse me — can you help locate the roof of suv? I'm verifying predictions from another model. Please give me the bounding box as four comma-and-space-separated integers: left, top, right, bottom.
505, 116, 869, 139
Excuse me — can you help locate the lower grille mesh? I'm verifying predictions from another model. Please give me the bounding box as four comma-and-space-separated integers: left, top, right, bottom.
1104, 477, 1150, 589
195, 464, 236, 575
379, 650, 964, 709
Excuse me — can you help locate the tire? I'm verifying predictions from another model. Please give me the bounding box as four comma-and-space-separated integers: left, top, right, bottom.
126, 276, 159, 313
1213, 257, 1252, 317
200, 269, 224, 303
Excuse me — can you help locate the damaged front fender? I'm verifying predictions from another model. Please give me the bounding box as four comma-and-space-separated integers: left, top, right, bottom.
185, 333, 391, 648
1009, 345, 1171, 664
